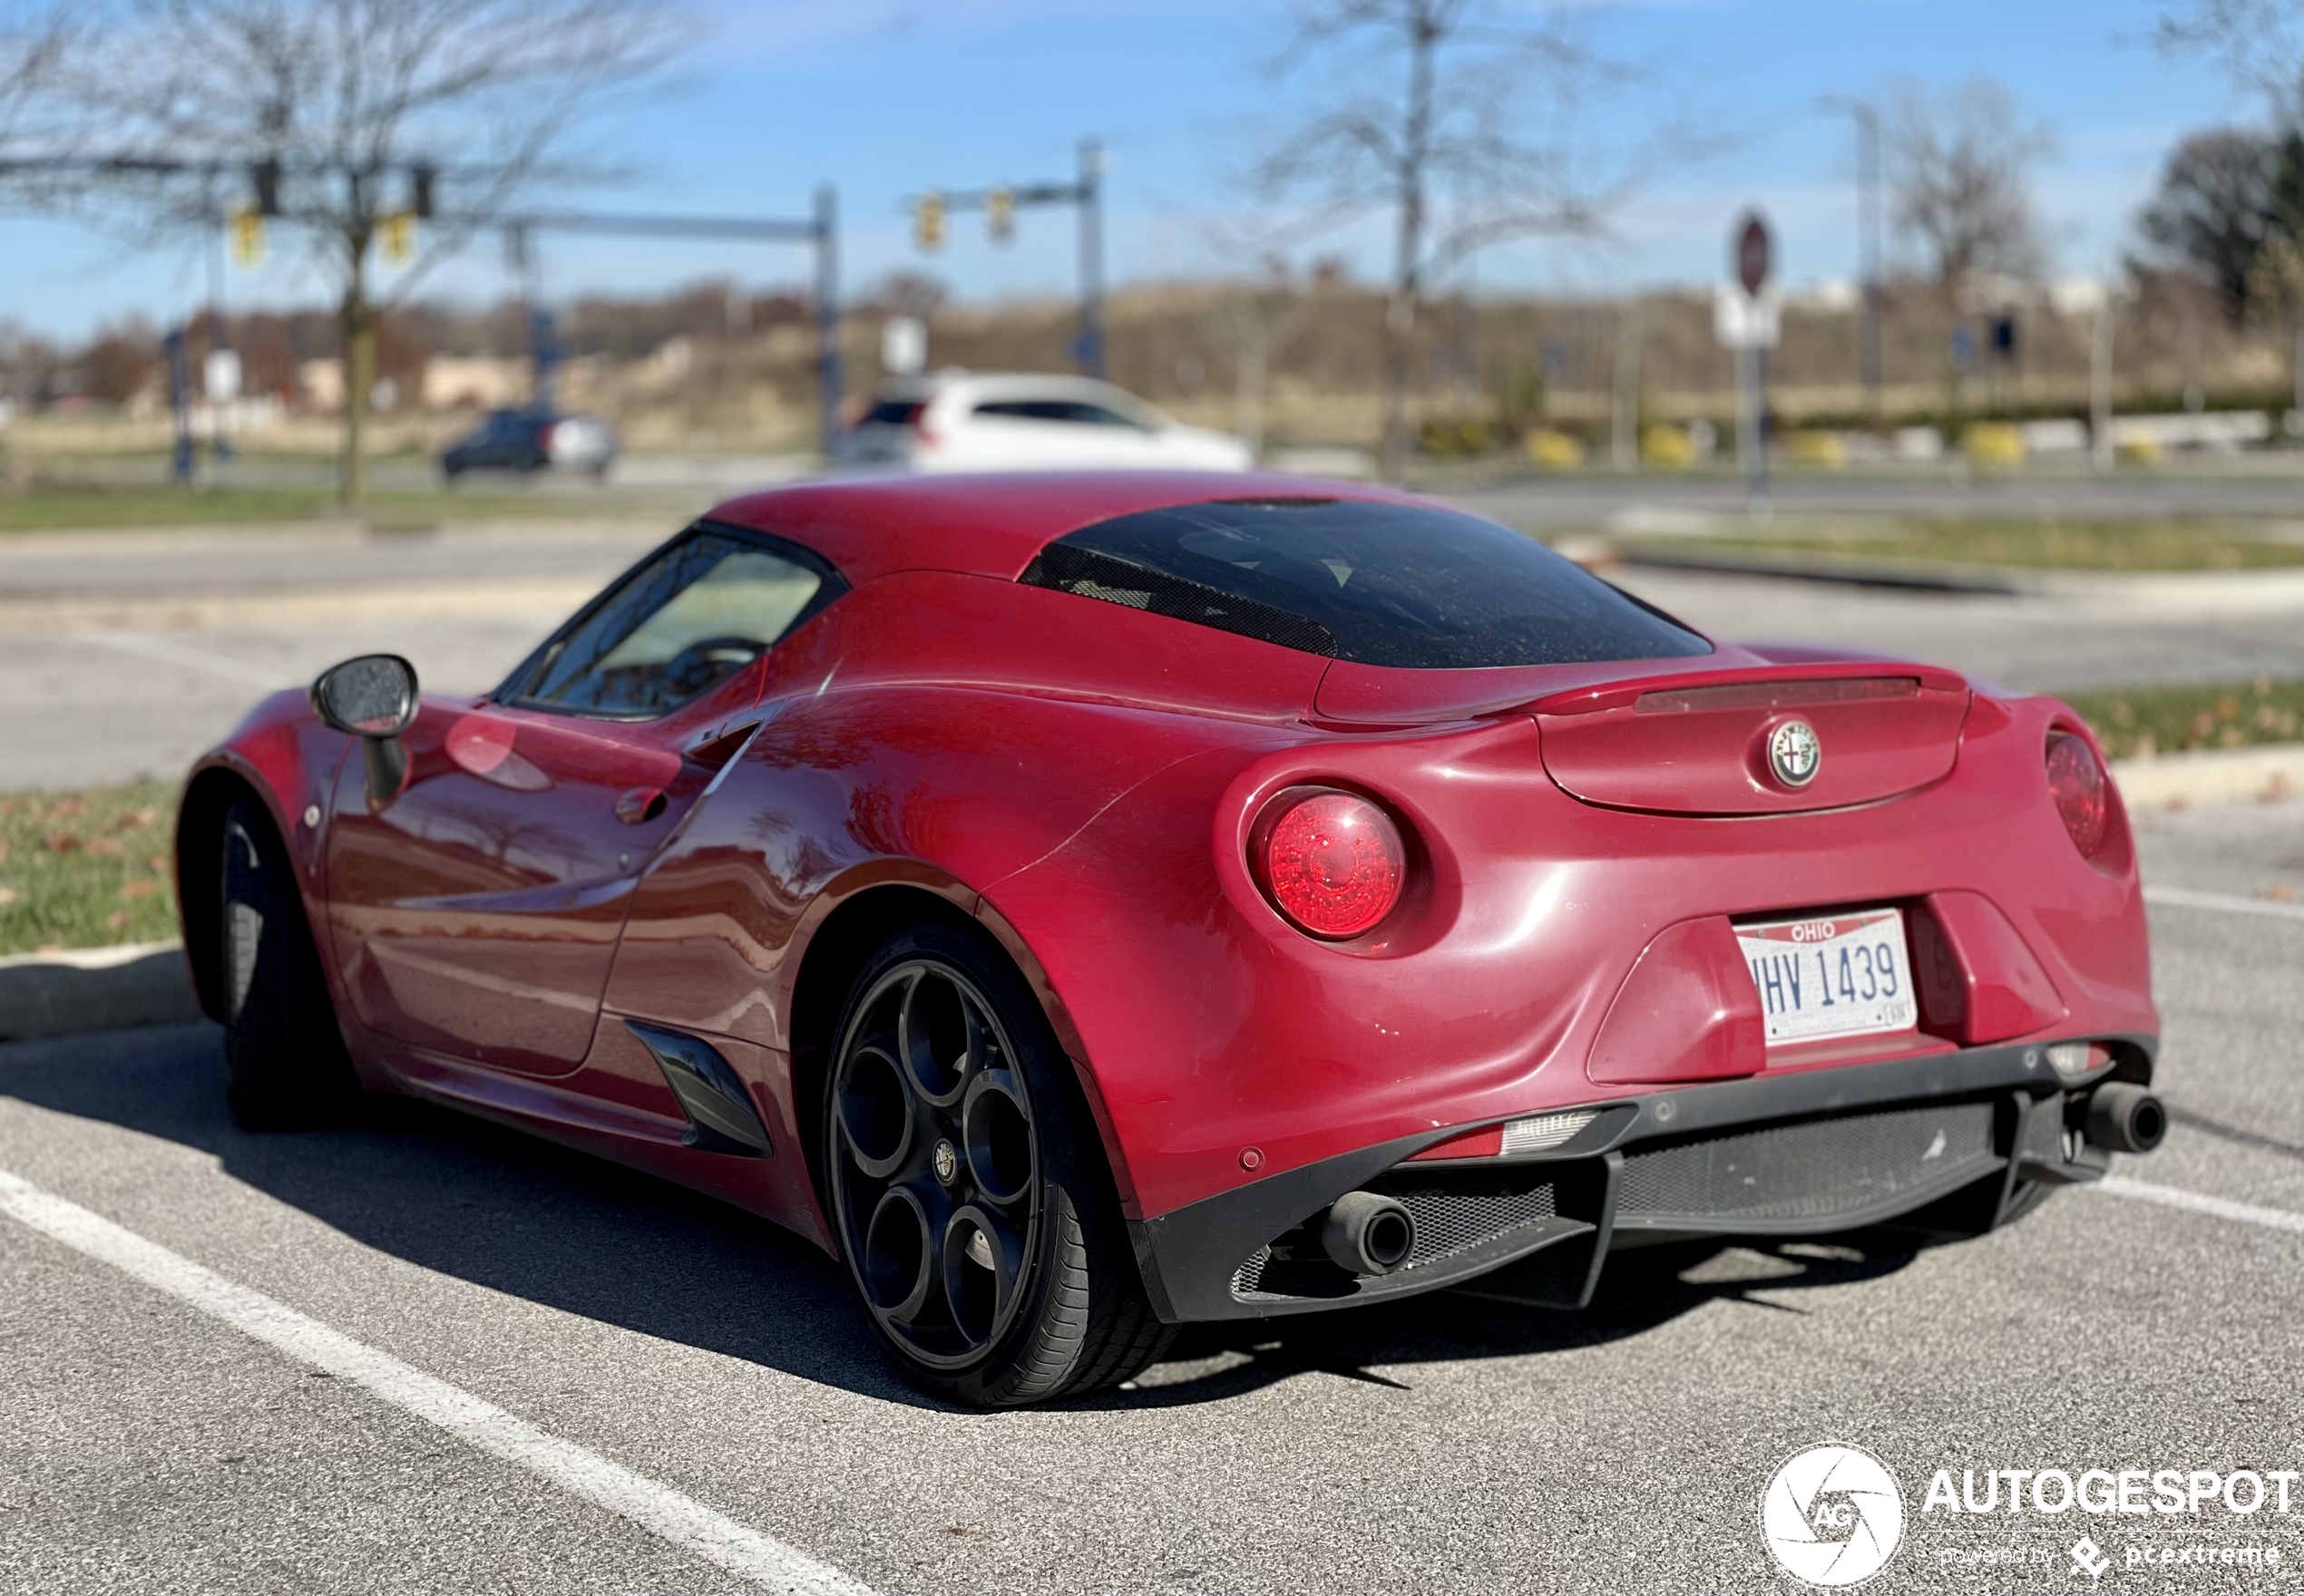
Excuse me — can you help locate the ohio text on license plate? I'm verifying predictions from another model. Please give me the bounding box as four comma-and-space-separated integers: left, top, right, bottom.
1739, 909, 1918, 1046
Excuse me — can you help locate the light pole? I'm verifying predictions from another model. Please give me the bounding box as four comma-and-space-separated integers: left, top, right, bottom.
1077, 139, 1106, 380
1818, 96, 1883, 423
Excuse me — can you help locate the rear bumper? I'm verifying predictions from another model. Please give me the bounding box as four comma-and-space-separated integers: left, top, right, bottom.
1127, 1035, 2155, 1323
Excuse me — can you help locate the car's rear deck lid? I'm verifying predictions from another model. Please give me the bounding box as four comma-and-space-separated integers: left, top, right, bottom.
1533, 662, 1970, 815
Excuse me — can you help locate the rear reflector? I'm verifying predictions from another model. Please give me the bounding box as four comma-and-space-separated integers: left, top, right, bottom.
1501, 1109, 1598, 1155
2045, 1040, 2109, 1081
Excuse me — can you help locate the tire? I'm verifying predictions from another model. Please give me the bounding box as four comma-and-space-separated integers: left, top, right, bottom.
824, 921, 1173, 1406
218, 793, 360, 1129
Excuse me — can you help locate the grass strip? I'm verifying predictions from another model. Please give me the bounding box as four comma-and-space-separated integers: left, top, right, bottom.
0, 485, 668, 532
2058, 677, 2303, 760
0, 783, 181, 957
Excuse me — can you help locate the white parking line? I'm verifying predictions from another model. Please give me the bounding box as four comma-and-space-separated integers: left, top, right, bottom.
2091, 1175, 2304, 1235
73, 628, 296, 691
2142, 885, 2304, 923
0, 1164, 876, 1596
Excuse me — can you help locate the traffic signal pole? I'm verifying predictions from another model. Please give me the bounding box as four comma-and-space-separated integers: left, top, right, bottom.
905, 137, 1108, 379
507, 201, 845, 458
1076, 140, 1105, 380
813, 185, 844, 454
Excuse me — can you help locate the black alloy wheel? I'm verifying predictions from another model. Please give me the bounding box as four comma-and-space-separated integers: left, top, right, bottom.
825, 921, 1171, 1406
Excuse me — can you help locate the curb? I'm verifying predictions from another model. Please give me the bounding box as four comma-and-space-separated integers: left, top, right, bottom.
1, 747, 2296, 1045
0, 941, 203, 1043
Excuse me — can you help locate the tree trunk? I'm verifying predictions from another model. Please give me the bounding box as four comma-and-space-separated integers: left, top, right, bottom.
1380, 16, 1436, 483
339, 245, 375, 511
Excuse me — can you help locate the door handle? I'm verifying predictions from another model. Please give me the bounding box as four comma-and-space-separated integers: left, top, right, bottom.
685, 719, 762, 769
614, 786, 668, 824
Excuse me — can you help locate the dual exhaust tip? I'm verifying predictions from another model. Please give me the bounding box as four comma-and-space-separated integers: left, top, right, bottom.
1322, 1191, 1417, 1277
1313, 1084, 2162, 1279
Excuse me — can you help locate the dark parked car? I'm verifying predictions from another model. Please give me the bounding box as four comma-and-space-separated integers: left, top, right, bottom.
442, 409, 617, 478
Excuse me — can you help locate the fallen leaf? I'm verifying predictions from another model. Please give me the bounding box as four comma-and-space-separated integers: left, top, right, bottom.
0, 886, 17, 908
119, 880, 158, 900
104, 910, 131, 929
86, 837, 124, 857
44, 833, 80, 854
2259, 883, 2299, 902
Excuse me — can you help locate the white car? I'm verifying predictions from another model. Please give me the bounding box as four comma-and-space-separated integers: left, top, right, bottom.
837, 372, 1255, 473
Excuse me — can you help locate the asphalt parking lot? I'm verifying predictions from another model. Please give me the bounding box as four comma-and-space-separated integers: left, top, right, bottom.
0, 799, 2297, 1594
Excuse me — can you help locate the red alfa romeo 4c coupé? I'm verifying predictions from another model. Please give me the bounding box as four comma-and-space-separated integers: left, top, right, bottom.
175, 473, 2164, 1406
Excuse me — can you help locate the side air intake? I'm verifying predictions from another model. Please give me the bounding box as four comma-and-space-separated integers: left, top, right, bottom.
625, 1020, 776, 1157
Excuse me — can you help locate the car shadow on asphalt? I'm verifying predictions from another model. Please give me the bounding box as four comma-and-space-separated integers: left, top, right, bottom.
3, 1022, 1921, 1414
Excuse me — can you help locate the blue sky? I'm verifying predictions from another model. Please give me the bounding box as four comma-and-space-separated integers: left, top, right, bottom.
0, 0, 2275, 341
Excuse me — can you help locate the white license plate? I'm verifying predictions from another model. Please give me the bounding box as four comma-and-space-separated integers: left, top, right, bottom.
1738, 908, 1918, 1046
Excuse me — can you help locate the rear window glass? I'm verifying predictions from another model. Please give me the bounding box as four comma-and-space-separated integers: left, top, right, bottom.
859, 400, 924, 426
1019, 498, 1712, 669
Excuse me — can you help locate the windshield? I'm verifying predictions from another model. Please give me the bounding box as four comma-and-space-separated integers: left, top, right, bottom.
1019, 498, 1712, 668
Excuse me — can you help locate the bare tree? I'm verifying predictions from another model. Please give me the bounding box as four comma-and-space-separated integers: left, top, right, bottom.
1251, 0, 1697, 481
2153, 0, 2304, 124
2131, 129, 2294, 320
0, 3, 75, 171
2153, 1, 2304, 416
62, 0, 686, 504
1883, 78, 2055, 299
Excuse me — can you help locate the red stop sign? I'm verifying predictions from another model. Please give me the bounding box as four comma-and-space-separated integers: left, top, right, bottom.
1735, 212, 1772, 297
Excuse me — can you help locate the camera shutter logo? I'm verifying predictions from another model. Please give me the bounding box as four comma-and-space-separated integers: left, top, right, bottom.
1760, 1443, 1905, 1588
1769, 720, 1822, 789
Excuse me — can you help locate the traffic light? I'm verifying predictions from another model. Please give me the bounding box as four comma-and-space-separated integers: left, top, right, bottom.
380, 210, 415, 265
229, 207, 264, 268
913, 190, 945, 252
986, 185, 1014, 244
409, 163, 436, 220
251, 158, 281, 219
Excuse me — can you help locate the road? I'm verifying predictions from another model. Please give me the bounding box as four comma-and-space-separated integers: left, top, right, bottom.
3, 516, 2299, 790
0, 801, 2296, 1593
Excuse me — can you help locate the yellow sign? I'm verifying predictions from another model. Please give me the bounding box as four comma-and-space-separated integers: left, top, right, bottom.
380, 210, 416, 265
986, 185, 1014, 244
229, 209, 264, 268
913, 191, 945, 252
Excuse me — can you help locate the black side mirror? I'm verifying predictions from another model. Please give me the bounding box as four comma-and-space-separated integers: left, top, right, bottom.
312, 654, 418, 805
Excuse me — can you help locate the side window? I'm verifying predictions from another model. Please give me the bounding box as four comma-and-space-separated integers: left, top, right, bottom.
513, 530, 835, 718
972, 398, 1148, 431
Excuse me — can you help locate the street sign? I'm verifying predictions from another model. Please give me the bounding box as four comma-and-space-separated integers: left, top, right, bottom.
1713, 281, 1781, 349
1735, 211, 1772, 297
204, 349, 241, 404
882, 316, 926, 375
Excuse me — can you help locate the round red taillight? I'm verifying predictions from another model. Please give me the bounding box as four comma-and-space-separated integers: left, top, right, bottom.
1256, 790, 1405, 939
2045, 731, 2109, 859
